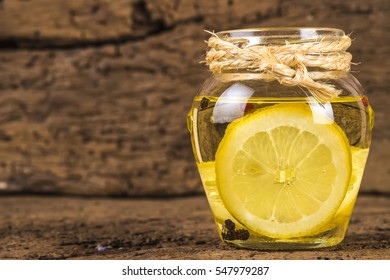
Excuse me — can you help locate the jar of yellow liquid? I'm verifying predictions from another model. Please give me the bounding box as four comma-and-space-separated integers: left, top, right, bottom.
187, 28, 374, 249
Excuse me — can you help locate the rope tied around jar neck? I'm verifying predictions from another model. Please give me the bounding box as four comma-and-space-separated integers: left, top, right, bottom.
204, 31, 353, 102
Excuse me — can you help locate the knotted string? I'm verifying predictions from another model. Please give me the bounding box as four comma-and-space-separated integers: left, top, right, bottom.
204, 31, 353, 102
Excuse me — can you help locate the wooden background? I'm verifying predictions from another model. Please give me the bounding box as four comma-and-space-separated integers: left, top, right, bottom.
0, 0, 389, 196
0, 0, 389, 261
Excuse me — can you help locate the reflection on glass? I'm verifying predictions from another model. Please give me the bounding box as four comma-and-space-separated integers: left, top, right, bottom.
308, 98, 335, 124
212, 83, 255, 124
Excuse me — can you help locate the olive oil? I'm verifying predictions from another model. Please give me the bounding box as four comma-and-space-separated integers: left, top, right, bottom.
188, 96, 372, 249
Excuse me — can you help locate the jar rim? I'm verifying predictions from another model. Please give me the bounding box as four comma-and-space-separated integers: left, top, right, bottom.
216, 27, 346, 45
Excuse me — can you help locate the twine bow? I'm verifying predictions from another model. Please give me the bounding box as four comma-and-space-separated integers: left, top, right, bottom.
204, 31, 353, 102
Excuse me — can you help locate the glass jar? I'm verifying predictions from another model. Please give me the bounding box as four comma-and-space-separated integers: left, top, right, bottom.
187, 28, 374, 250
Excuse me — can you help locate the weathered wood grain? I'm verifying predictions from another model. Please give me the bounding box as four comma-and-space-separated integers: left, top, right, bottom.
0, 0, 278, 46
0, 0, 389, 195
0, 194, 388, 259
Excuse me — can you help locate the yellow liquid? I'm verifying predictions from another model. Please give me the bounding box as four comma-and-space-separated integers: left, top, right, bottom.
188, 96, 373, 249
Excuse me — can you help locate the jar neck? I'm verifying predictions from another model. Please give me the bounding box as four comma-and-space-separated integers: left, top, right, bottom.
213, 27, 350, 76
205, 28, 352, 102
216, 27, 346, 48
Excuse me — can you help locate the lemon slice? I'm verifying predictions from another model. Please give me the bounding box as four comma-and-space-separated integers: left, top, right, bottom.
215, 104, 352, 238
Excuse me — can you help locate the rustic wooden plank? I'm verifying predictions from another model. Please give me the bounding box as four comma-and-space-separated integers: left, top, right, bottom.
0, 0, 133, 44
0, 194, 388, 259
0, 0, 278, 46
0, 0, 388, 195
0, 32, 205, 195
1, 0, 386, 47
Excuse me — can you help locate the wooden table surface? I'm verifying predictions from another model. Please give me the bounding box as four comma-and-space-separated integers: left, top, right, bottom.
0, 194, 388, 260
